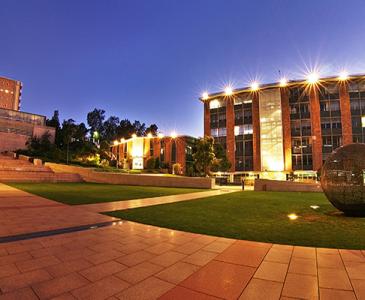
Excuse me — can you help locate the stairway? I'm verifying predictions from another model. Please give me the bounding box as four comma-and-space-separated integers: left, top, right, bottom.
0, 155, 83, 183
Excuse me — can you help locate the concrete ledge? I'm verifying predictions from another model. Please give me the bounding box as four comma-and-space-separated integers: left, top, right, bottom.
254, 179, 322, 192
45, 163, 215, 189
18, 154, 30, 162
33, 158, 43, 166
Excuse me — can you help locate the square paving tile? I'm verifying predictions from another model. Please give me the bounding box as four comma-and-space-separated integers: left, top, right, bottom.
0, 287, 39, 300
292, 247, 316, 259
159, 285, 221, 300
239, 278, 283, 300
352, 279, 365, 300
317, 253, 344, 269
319, 288, 357, 300
115, 262, 163, 284
340, 250, 365, 263
32, 272, 89, 299
116, 250, 155, 267
155, 262, 200, 284
45, 259, 93, 277
149, 251, 187, 267
282, 273, 318, 299
180, 260, 255, 299
264, 248, 292, 264
318, 267, 353, 290
116, 276, 174, 300
215, 243, 269, 267
71, 275, 129, 300
345, 261, 365, 280
288, 257, 317, 276
182, 250, 218, 266
79, 260, 127, 282
253, 261, 288, 282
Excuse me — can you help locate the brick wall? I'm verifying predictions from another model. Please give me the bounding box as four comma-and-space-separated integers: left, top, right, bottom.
339, 83, 353, 145
0, 77, 21, 111
225, 98, 235, 172
280, 88, 292, 171
204, 101, 210, 136
309, 87, 322, 171
252, 92, 261, 171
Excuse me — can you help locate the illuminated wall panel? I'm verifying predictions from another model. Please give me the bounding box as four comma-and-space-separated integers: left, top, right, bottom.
259, 88, 284, 171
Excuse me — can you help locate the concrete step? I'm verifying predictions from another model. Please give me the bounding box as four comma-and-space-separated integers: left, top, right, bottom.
0, 166, 53, 172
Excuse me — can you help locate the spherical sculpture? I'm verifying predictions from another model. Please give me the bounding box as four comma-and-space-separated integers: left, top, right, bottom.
321, 143, 365, 216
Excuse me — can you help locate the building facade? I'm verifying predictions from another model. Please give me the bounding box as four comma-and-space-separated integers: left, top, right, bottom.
111, 135, 196, 174
0, 76, 55, 152
202, 74, 365, 180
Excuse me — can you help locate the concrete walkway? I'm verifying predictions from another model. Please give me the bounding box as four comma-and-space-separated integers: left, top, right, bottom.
78, 189, 235, 213
0, 184, 364, 299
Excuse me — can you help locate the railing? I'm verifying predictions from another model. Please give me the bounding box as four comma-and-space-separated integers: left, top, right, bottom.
0, 108, 45, 126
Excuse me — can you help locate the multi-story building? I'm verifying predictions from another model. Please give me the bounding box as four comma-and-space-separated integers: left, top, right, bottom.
0, 76, 55, 152
202, 73, 365, 181
110, 135, 196, 174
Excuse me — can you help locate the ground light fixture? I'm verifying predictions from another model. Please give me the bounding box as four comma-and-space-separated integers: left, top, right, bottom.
287, 213, 298, 220
310, 205, 320, 210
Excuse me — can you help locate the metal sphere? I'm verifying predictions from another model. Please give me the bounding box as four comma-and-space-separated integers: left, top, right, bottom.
321, 143, 365, 216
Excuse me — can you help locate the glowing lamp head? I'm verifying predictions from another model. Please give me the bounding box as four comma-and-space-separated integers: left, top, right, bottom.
158, 133, 164, 139
306, 72, 319, 84
131, 133, 137, 139
113, 140, 118, 146
202, 92, 209, 100
224, 86, 233, 96
338, 71, 349, 81
147, 132, 153, 138
287, 213, 298, 221
171, 131, 177, 139
120, 138, 125, 143
250, 82, 259, 91
279, 78, 288, 87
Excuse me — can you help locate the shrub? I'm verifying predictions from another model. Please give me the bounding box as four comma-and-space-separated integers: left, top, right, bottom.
154, 157, 160, 169
146, 157, 156, 169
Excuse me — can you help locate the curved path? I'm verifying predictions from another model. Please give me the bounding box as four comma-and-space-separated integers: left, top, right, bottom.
0, 184, 364, 299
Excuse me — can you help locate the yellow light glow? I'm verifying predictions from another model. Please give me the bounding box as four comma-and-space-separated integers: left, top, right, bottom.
279, 78, 288, 87
338, 71, 349, 81
171, 131, 177, 139
120, 138, 125, 143
202, 92, 209, 100
158, 133, 164, 139
362, 116, 365, 128
113, 140, 118, 146
147, 133, 153, 138
251, 82, 259, 91
306, 72, 319, 84
224, 86, 233, 96
288, 213, 298, 220
131, 133, 137, 138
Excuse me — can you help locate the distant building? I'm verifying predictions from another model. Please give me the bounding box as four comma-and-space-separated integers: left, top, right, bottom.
201, 73, 365, 181
110, 135, 196, 174
0, 76, 55, 152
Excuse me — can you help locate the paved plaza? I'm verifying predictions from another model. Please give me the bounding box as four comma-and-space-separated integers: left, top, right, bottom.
0, 184, 364, 299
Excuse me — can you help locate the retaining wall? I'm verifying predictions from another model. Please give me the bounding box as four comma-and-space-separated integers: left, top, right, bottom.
254, 179, 322, 192
45, 163, 214, 189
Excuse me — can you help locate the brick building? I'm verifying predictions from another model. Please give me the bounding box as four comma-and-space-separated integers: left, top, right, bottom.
110, 135, 196, 174
202, 73, 365, 181
0, 76, 55, 152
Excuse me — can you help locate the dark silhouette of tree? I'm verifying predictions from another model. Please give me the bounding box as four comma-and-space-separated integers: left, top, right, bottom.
87, 108, 105, 137
146, 124, 158, 136
103, 116, 120, 141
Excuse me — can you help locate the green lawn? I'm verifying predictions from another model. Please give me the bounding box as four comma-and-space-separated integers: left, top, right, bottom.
106, 191, 365, 249
8, 183, 203, 205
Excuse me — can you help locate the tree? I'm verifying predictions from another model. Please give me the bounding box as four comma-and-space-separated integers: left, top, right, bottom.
103, 116, 120, 141
193, 136, 215, 176
132, 120, 146, 136
118, 119, 135, 138
146, 124, 158, 136
211, 143, 232, 172
87, 109, 105, 138
46, 110, 61, 146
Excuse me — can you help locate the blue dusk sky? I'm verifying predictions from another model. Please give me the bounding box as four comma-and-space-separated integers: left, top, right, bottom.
1, 0, 365, 137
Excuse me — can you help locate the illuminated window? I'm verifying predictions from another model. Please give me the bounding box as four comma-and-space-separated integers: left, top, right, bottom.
209, 99, 221, 109
362, 116, 365, 127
